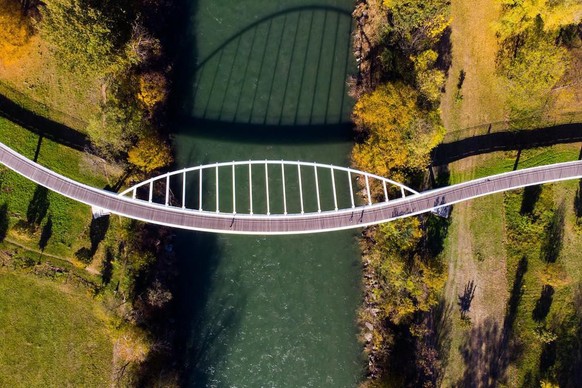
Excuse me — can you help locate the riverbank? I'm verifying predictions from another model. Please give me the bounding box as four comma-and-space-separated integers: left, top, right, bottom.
2, 0, 368, 384
0, 0, 182, 384
351, 0, 582, 384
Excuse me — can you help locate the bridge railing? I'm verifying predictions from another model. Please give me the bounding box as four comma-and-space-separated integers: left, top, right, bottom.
119, 160, 419, 216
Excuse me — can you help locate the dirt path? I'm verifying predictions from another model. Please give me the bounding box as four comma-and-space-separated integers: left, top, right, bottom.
441, 154, 510, 385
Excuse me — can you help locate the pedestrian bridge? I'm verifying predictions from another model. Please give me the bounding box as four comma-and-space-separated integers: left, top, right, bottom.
1, 142, 581, 234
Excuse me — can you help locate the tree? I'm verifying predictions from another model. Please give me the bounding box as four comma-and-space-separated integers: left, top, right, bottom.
411, 50, 447, 104
352, 82, 444, 184
0, 203, 9, 242
137, 71, 167, 113
128, 20, 161, 64
127, 136, 173, 173
499, 31, 567, 122
146, 279, 172, 308
371, 217, 446, 325
87, 102, 143, 157
39, 0, 134, 76
382, 0, 451, 54
0, 0, 33, 65
495, 0, 582, 41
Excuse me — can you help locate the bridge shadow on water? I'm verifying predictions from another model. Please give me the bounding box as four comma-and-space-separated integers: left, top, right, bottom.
175, 5, 354, 140
166, 3, 356, 383
173, 231, 246, 385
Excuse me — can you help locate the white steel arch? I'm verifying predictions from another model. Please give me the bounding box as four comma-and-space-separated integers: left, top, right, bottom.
119, 160, 419, 216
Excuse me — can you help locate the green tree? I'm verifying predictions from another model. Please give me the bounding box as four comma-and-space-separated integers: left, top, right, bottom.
39, 0, 136, 76
87, 102, 143, 157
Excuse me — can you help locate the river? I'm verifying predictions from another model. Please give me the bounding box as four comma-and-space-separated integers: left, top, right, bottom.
170, 0, 363, 385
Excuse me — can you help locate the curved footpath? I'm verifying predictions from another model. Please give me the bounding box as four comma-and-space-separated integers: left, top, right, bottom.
0, 142, 581, 235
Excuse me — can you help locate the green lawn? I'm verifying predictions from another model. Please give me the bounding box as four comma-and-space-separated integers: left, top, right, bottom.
440, 144, 582, 386
0, 116, 122, 259
0, 271, 113, 387
450, 144, 581, 184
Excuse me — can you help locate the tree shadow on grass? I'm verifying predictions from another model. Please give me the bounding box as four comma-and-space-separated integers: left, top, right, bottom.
549, 283, 582, 387
425, 213, 451, 257
540, 202, 566, 263
458, 318, 510, 387
532, 285, 554, 322
458, 257, 528, 387
575, 179, 582, 221
0, 94, 90, 152
520, 185, 542, 215
0, 202, 9, 242
540, 340, 557, 376
38, 215, 52, 251
433, 299, 454, 374
101, 246, 114, 286
26, 185, 49, 226
506, 257, 528, 330
458, 280, 477, 319
89, 215, 110, 254
75, 215, 110, 264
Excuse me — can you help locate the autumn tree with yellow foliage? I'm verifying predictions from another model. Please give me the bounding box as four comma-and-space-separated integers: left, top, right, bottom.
495, 0, 582, 41
0, 0, 34, 66
366, 217, 446, 325
353, 2, 451, 383
494, 0, 580, 122
127, 136, 173, 173
382, 0, 450, 54
352, 82, 444, 187
137, 71, 168, 114
379, 0, 451, 105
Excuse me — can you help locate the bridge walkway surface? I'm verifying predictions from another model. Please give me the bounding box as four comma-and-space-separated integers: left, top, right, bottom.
0, 142, 581, 234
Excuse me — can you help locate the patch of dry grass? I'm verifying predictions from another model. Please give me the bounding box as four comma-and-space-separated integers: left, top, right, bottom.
547, 47, 582, 119
440, 0, 507, 131
0, 37, 101, 131
440, 152, 509, 385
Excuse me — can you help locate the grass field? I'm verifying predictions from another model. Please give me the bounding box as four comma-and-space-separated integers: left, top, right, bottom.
0, 116, 123, 260
0, 116, 121, 386
0, 37, 99, 132
439, 143, 582, 386
0, 15, 145, 387
440, 0, 506, 130
0, 270, 113, 386
440, 0, 582, 132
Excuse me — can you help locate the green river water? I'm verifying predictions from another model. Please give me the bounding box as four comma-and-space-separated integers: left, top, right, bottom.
171, 0, 363, 385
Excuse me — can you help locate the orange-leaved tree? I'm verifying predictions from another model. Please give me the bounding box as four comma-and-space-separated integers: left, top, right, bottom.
0, 0, 34, 65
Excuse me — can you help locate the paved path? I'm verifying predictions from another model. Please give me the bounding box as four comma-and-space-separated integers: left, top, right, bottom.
1, 142, 581, 235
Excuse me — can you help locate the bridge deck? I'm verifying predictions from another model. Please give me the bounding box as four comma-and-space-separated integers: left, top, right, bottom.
0, 142, 581, 234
